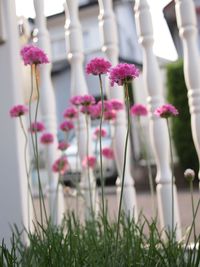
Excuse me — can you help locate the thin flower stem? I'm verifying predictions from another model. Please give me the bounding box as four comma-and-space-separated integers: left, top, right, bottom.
85, 114, 94, 218
19, 117, 37, 227
34, 64, 48, 224
95, 139, 98, 160
190, 180, 196, 243
53, 174, 60, 223
75, 111, 80, 218
98, 74, 105, 217
166, 118, 175, 237
137, 117, 155, 217
115, 82, 130, 257
29, 65, 43, 225
184, 195, 200, 252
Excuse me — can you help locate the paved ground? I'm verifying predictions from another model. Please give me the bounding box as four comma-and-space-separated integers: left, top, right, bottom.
34, 186, 200, 240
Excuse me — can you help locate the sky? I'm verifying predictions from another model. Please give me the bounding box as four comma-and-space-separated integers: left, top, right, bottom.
15, 0, 177, 61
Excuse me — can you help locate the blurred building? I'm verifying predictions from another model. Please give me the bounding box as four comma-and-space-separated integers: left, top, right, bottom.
45, 0, 142, 125
163, 0, 200, 57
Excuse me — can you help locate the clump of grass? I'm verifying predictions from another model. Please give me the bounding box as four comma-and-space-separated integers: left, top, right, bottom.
1, 213, 200, 267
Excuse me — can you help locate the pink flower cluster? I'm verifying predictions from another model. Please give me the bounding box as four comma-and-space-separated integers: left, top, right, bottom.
93, 127, 107, 139
70, 94, 97, 117
20, 44, 49, 66
82, 156, 96, 169
63, 107, 78, 119
102, 147, 114, 159
104, 110, 116, 121
60, 120, 74, 132
58, 141, 70, 151
80, 106, 91, 115
154, 104, 179, 118
97, 100, 113, 112
89, 104, 101, 119
130, 104, 148, 117
90, 102, 117, 121
110, 99, 124, 111
10, 105, 28, 118
86, 57, 111, 75
80, 95, 96, 106
52, 156, 68, 175
70, 96, 82, 106
69, 95, 125, 122
29, 121, 45, 133
109, 63, 140, 86
40, 133, 54, 144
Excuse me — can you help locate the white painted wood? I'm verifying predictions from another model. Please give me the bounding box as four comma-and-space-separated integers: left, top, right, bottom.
134, 0, 181, 239
33, 0, 65, 225
0, 0, 30, 244
98, 0, 138, 219
64, 0, 98, 219
175, 0, 200, 181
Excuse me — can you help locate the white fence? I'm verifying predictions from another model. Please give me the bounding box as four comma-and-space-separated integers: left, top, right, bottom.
1, 0, 199, 242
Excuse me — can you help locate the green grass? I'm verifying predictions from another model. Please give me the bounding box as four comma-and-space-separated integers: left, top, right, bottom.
1, 213, 200, 267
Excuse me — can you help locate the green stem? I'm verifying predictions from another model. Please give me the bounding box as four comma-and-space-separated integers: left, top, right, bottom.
34, 64, 48, 224
19, 117, 37, 227
115, 82, 130, 257
75, 112, 80, 218
53, 173, 60, 223
137, 117, 155, 217
166, 118, 175, 238
184, 196, 200, 253
190, 180, 196, 243
98, 74, 105, 217
85, 114, 94, 218
29, 65, 43, 225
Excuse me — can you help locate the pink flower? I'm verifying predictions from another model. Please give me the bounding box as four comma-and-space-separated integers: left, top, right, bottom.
110, 99, 124, 111
58, 141, 70, 151
82, 156, 96, 169
88, 104, 101, 119
80, 106, 91, 115
63, 107, 78, 119
104, 110, 116, 121
59, 120, 74, 132
102, 147, 114, 159
29, 121, 45, 133
97, 100, 113, 112
9, 105, 28, 117
40, 133, 54, 144
154, 104, 179, 118
20, 44, 49, 66
109, 63, 140, 86
93, 127, 107, 139
70, 95, 82, 106
52, 156, 68, 175
130, 104, 148, 116
80, 95, 95, 106
86, 57, 111, 75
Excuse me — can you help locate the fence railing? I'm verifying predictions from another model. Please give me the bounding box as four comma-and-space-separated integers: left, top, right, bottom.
2, 0, 200, 241
175, 0, 200, 184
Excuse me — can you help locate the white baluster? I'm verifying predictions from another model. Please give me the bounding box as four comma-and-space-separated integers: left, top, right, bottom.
64, 0, 98, 219
0, 0, 30, 244
175, 0, 200, 180
98, 0, 138, 219
134, 0, 181, 238
33, 0, 65, 225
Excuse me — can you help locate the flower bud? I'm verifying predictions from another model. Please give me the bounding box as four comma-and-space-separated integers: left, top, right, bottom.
184, 169, 195, 182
